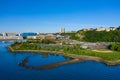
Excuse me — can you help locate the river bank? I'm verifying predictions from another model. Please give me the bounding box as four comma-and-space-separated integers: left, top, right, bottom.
8, 46, 120, 66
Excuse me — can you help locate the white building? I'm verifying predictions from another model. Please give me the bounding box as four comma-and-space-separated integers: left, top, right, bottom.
0, 33, 23, 40
96, 27, 106, 31
96, 27, 116, 32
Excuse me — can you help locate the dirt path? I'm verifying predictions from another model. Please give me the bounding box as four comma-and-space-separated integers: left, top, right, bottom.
92, 50, 113, 53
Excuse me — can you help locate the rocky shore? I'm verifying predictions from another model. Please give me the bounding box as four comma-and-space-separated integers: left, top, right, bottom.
8, 46, 120, 66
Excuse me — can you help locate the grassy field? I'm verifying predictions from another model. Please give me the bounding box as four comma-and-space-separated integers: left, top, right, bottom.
67, 49, 120, 61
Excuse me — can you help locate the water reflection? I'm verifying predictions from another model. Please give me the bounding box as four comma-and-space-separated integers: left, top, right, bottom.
42, 54, 48, 58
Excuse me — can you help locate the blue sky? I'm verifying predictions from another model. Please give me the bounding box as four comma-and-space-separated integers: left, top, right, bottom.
0, 0, 120, 33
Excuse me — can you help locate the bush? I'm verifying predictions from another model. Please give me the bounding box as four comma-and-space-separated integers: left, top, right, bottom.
109, 43, 120, 52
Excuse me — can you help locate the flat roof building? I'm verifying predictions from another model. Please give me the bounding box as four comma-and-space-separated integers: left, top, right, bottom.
6, 33, 16, 36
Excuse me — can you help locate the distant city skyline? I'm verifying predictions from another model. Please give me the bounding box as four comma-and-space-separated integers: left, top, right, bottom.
0, 0, 120, 33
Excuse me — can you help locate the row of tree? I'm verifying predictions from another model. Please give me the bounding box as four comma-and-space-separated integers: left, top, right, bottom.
27, 39, 56, 44
12, 42, 63, 51
61, 33, 79, 40
82, 30, 120, 42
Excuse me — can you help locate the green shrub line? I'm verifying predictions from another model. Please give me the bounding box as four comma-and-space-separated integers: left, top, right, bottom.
10, 42, 120, 61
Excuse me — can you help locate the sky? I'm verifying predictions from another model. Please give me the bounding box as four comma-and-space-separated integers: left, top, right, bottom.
0, 0, 120, 33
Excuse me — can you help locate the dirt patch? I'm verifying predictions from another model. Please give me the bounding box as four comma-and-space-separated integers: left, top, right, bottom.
92, 50, 113, 53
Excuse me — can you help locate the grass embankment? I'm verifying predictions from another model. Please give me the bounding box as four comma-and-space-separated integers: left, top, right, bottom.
9, 42, 120, 61
65, 49, 120, 61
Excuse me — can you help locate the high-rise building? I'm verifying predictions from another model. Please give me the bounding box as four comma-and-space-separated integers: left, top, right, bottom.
60, 28, 65, 33
3, 33, 7, 36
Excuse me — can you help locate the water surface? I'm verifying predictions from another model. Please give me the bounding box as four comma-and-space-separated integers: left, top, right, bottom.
0, 42, 120, 80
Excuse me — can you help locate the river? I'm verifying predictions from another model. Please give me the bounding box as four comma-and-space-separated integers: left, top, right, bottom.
0, 41, 120, 80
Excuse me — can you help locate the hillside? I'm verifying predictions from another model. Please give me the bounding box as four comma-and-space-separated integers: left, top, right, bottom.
67, 29, 120, 42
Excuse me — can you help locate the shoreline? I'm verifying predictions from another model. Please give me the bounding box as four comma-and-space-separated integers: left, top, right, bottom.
8, 46, 120, 66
